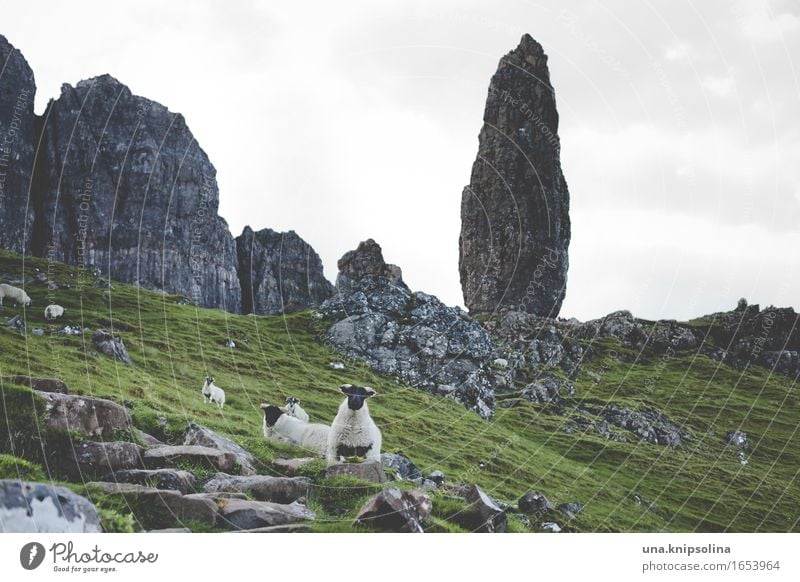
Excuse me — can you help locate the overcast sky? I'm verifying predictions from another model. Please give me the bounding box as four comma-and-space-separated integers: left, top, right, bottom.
4, 0, 798, 320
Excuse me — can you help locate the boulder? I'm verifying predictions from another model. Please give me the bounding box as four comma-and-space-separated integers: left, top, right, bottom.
236, 226, 333, 315
464, 484, 507, 533
38, 391, 131, 437
183, 422, 256, 475
556, 502, 585, 519
460, 34, 570, 316
273, 457, 316, 476
87, 482, 217, 529
0, 480, 102, 532
600, 405, 687, 447
91, 330, 132, 364
353, 487, 431, 533
134, 429, 163, 448
67, 441, 144, 476
5, 375, 69, 394
143, 445, 238, 473
100, 469, 196, 494
381, 452, 422, 481
518, 490, 554, 515
203, 474, 311, 503
323, 461, 387, 483
35, 74, 241, 311
427, 470, 446, 487
216, 499, 315, 530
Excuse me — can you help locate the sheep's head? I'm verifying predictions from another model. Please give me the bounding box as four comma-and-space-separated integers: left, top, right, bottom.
204, 376, 214, 386
286, 396, 299, 407
261, 404, 284, 427
339, 384, 377, 411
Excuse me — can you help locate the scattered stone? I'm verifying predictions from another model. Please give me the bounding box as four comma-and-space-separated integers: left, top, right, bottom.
143, 445, 238, 473
203, 474, 311, 503
464, 484, 507, 533
273, 457, 316, 476
632, 494, 658, 512
381, 452, 422, 481
216, 499, 315, 530
541, 521, 562, 532
0, 480, 102, 533
329, 361, 346, 370
183, 422, 256, 475
233, 524, 312, 533
91, 329, 132, 364
738, 451, 749, 465
427, 470, 446, 487
101, 469, 196, 494
353, 487, 432, 533
556, 502, 585, 519
725, 430, 749, 450
518, 490, 554, 515
6, 315, 24, 333
38, 391, 131, 437
323, 461, 387, 484
5, 375, 69, 394
224, 339, 236, 348
32, 328, 44, 336
599, 404, 686, 447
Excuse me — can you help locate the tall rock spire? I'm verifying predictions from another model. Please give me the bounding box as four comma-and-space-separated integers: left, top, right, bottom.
459, 34, 570, 317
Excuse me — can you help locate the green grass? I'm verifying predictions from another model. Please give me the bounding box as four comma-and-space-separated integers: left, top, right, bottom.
1, 249, 798, 532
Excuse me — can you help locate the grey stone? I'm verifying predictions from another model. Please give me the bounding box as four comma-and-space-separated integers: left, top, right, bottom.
38, 391, 131, 437
464, 484, 507, 533
725, 430, 749, 450
183, 422, 256, 475
203, 474, 311, 503
518, 490, 554, 515
0, 480, 102, 533
68, 441, 144, 476
273, 457, 317, 476
100, 469, 196, 494
143, 445, 238, 473
323, 461, 387, 483
236, 226, 333, 315
381, 452, 422, 481
91, 330, 132, 364
556, 502, 585, 519
216, 499, 315, 530
5, 375, 69, 394
353, 487, 432, 533
336, 239, 406, 293
232, 523, 311, 533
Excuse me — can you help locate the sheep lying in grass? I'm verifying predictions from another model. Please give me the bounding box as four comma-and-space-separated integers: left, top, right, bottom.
326, 384, 381, 464
44, 304, 65, 321
201, 376, 226, 409
280, 396, 309, 422
261, 404, 329, 456
0, 283, 31, 307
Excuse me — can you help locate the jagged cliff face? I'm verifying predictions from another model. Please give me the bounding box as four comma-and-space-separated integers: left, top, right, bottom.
236, 226, 333, 315
459, 34, 570, 317
34, 75, 241, 311
0, 35, 37, 255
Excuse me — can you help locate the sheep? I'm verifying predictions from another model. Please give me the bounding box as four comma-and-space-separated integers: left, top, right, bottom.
261, 404, 329, 456
326, 384, 381, 464
44, 304, 65, 321
0, 283, 31, 307
201, 376, 226, 409
279, 396, 309, 423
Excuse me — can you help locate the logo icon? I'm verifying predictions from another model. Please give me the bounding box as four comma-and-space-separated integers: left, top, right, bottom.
20, 542, 46, 570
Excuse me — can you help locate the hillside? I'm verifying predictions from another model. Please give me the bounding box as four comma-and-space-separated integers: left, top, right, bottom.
1, 249, 797, 532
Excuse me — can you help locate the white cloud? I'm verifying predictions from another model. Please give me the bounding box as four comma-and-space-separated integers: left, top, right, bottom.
733, 0, 800, 42
665, 41, 691, 61
702, 75, 735, 97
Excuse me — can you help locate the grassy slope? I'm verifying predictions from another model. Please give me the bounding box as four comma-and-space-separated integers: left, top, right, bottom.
0, 250, 797, 532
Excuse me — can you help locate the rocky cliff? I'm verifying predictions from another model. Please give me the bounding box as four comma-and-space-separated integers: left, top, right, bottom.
236, 226, 333, 315
33, 75, 241, 311
0, 34, 37, 255
459, 34, 570, 317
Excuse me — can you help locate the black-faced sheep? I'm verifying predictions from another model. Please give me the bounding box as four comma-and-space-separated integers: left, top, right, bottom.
201, 376, 226, 409
326, 384, 381, 464
280, 396, 309, 422
261, 404, 329, 456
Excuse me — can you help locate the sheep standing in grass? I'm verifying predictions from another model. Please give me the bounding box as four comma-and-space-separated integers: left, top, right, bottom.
261, 404, 329, 456
0, 283, 31, 307
326, 384, 381, 464
280, 396, 309, 422
201, 376, 226, 409
44, 304, 65, 321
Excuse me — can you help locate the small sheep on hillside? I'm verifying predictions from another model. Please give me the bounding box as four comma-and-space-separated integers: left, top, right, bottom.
261, 404, 329, 456
44, 304, 65, 321
326, 384, 381, 464
0, 283, 31, 307
280, 396, 309, 423
201, 376, 226, 409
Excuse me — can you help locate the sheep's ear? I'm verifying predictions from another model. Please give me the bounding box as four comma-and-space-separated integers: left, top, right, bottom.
339, 384, 353, 394
365, 387, 377, 397
259, 403, 270, 409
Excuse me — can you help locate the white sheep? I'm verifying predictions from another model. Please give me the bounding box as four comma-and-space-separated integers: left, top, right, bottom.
261, 404, 329, 456
326, 384, 381, 464
0, 283, 31, 307
201, 376, 226, 409
44, 304, 65, 321
280, 396, 309, 423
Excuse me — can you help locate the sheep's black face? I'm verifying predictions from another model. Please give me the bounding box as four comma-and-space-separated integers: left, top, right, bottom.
286, 397, 299, 406
340, 384, 376, 411
205, 376, 214, 385
262, 405, 284, 427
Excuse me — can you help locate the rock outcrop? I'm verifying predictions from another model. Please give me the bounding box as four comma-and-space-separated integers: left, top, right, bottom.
34, 75, 241, 311
320, 239, 496, 418
459, 34, 570, 317
0, 480, 102, 533
236, 226, 333, 315
0, 35, 37, 255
